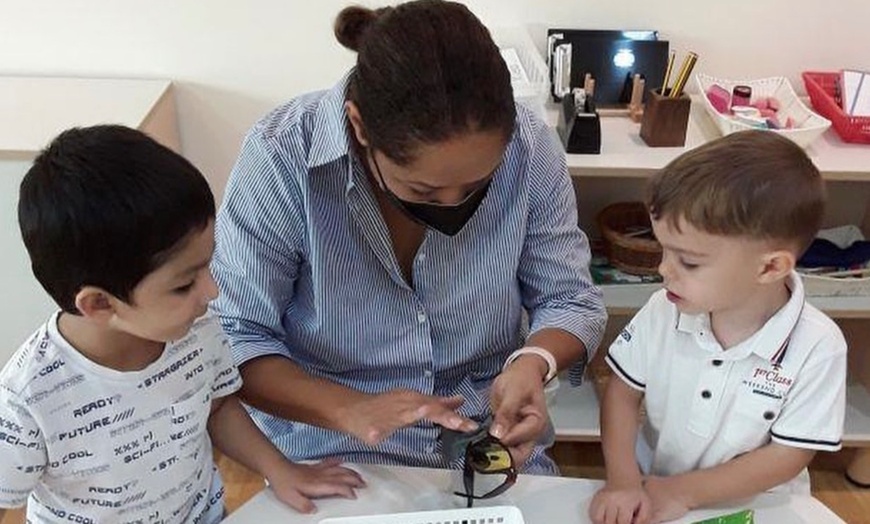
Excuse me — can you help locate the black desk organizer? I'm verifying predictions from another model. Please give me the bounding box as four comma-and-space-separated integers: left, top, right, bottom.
557, 92, 601, 154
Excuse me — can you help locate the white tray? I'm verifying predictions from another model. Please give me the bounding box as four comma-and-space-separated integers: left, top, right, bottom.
319, 505, 525, 524
695, 73, 831, 148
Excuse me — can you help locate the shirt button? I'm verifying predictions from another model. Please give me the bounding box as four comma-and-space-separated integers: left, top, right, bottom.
417, 311, 427, 324
712, 359, 723, 367
764, 411, 775, 421
417, 253, 427, 262
425, 444, 435, 453
424, 369, 433, 378
701, 390, 712, 399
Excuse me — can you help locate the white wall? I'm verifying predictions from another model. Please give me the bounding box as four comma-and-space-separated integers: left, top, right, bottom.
2, 0, 867, 198
1, 0, 868, 362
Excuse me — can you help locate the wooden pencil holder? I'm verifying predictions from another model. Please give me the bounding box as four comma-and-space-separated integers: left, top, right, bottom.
640, 88, 691, 147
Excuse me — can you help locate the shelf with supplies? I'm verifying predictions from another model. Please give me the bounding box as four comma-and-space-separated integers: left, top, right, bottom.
601, 283, 870, 319
550, 93, 870, 317
553, 88, 870, 463
551, 370, 870, 446
546, 96, 870, 181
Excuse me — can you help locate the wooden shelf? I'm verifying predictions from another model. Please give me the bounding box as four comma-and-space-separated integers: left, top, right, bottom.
550, 379, 600, 442
552, 378, 870, 446
845, 384, 870, 447
0, 76, 177, 159
602, 284, 870, 319
549, 97, 870, 182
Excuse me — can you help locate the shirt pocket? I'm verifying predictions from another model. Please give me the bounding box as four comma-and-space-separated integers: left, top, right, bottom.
722, 392, 785, 453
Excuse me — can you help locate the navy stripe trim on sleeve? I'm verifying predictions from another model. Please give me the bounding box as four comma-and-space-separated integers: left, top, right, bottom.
605, 353, 645, 390
770, 431, 841, 448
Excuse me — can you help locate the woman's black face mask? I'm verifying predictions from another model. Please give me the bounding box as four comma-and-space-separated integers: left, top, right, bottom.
369, 149, 491, 236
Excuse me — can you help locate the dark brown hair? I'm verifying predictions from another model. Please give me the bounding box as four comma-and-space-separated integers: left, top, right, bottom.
647, 130, 825, 254
334, 0, 515, 165
19, 125, 214, 313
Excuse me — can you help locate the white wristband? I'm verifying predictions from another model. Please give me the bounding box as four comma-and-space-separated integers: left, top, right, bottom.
502, 346, 558, 384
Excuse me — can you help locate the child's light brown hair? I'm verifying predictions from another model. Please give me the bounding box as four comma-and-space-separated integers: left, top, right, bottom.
647, 130, 825, 255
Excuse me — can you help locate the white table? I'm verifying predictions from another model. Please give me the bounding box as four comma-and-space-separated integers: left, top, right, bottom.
222, 464, 846, 524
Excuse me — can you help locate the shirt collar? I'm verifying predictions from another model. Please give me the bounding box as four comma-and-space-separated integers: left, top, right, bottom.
749, 271, 805, 362
306, 69, 356, 169
675, 271, 805, 361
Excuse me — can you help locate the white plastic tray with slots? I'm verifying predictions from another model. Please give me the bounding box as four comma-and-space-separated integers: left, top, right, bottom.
319, 506, 524, 524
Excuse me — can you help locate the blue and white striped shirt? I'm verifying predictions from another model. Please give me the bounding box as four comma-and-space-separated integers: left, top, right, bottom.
212, 72, 606, 473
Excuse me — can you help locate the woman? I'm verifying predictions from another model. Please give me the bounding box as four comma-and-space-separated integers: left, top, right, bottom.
212, 0, 605, 475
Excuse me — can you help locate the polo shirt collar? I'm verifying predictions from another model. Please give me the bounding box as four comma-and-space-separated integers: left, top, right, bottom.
675, 271, 805, 361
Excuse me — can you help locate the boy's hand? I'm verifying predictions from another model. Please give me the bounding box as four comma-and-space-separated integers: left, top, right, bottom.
643, 476, 691, 523
266, 457, 366, 514
589, 482, 652, 524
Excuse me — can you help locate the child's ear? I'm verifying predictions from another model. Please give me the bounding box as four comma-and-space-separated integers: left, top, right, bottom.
74, 286, 116, 322
758, 249, 796, 284
344, 101, 370, 147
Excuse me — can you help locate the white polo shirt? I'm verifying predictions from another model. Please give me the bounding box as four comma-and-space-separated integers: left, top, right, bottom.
606, 272, 847, 493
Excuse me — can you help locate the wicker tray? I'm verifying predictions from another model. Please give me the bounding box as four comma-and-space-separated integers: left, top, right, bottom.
597, 202, 662, 276
318, 505, 525, 524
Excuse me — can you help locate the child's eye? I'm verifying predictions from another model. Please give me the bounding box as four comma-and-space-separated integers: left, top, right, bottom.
680, 259, 699, 270
173, 282, 195, 294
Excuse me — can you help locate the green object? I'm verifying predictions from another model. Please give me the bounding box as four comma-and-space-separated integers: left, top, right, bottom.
692, 509, 754, 524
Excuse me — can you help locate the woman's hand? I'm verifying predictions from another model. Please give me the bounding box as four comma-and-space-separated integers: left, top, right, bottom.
489, 356, 549, 467
339, 389, 478, 446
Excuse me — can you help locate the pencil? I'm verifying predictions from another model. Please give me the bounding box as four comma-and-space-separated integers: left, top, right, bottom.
661, 51, 675, 95
670, 51, 698, 98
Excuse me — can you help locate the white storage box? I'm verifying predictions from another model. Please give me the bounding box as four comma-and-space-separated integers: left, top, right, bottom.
800, 272, 870, 297
695, 74, 831, 148
492, 27, 549, 119
319, 505, 525, 524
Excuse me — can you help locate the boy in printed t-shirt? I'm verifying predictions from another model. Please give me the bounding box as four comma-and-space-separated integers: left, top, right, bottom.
590, 130, 847, 524
0, 126, 364, 524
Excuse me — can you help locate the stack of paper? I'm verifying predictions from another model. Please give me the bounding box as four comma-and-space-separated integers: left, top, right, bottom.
840, 69, 870, 117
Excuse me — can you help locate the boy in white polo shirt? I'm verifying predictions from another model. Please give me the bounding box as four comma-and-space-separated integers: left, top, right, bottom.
589, 130, 847, 524
0, 126, 364, 524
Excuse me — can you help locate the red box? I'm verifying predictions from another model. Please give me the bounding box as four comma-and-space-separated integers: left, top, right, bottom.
802, 71, 870, 144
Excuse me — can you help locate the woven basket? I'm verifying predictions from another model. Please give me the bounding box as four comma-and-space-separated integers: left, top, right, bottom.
597, 202, 662, 276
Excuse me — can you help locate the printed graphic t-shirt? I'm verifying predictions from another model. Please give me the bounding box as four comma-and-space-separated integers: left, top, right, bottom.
0, 312, 242, 524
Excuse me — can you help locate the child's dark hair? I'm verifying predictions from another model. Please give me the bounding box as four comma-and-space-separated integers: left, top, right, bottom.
18, 125, 215, 314
334, 0, 516, 165
647, 130, 825, 255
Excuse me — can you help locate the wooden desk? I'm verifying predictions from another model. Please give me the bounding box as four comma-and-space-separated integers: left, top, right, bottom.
0, 76, 179, 366
222, 464, 846, 524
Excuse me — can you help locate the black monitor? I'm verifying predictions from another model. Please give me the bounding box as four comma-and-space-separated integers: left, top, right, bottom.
547, 29, 669, 107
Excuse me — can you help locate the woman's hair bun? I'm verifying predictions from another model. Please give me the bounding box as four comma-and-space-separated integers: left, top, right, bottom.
334, 5, 379, 52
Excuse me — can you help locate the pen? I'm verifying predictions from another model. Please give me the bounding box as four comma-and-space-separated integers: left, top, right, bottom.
670, 51, 698, 98
662, 51, 675, 95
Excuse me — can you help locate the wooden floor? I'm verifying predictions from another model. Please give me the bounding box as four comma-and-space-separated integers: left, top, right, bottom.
3, 446, 867, 524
